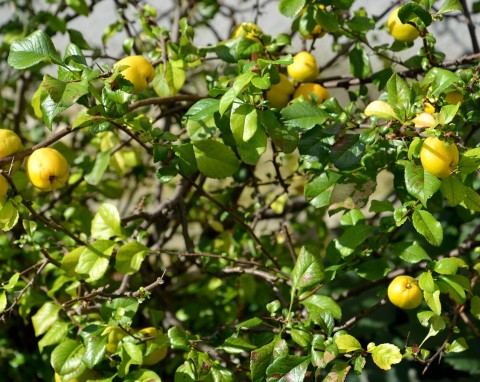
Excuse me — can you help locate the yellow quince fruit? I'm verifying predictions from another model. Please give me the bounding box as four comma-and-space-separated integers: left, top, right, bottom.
26, 148, 69, 191
114, 55, 156, 93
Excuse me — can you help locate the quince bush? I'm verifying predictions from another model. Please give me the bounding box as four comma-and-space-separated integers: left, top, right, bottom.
0, 1, 480, 381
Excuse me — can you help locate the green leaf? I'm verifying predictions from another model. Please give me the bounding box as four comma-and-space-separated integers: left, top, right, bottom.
259, 110, 298, 154
438, 0, 463, 15
349, 44, 371, 80
41, 95, 67, 129
278, 0, 306, 17
61, 246, 84, 278
356, 258, 390, 280
32, 302, 61, 337
281, 102, 329, 130
434, 258, 466, 275
168, 326, 191, 351
463, 186, 480, 212
470, 295, 480, 319
290, 327, 312, 348
100, 297, 139, 327
41, 75, 89, 106
175, 143, 199, 176
446, 337, 469, 354
66, 0, 90, 15
437, 274, 470, 303
424, 67, 461, 98
219, 336, 257, 354
51, 340, 86, 380
387, 73, 412, 122
154, 59, 186, 97
412, 209, 443, 246
336, 225, 372, 256
404, 161, 441, 206
82, 325, 108, 368
84, 150, 111, 185
0, 291, 7, 314
392, 241, 431, 264
424, 290, 442, 315
335, 334, 362, 353
193, 139, 240, 178
2, 272, 20, 291
250, 340, 275, 382
38, 321, 70, 353
0, 201, 19, 231
302, 294, 342, 321
266, 355, 310, 382
441, 176, 465, 206
322, 361, 352, 381
398, 2, 433, 27
368, 343, 402, 370
291, 245, 325, 293
419, 271, 436, 293
219, 72, 255, 115
75, 240, 115, 281
118, 342, 143, 378
330, 134, 365, 170
235, 123, 267, 165
185, 98, 219, 121
231, 104, 258, 142
8, 30, 62, 69
91, 203, 123, 239
125, 370, 162, 382
115, 241, 149, 275
304, 171, 342, 209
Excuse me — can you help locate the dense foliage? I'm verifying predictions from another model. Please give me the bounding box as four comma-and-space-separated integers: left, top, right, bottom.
1, 0, 480, 381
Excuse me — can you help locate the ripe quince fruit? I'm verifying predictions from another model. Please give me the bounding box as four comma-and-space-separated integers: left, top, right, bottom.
420, 137, 459, 178
114, 55, 156, 93
293, 83, 329, 104
287, 51, 319, 83
137, 327, 168, 365
231, 22, 262, 41
26, 148, 69, 191
0, 129, 24, 171
266, 73, 295, 109
387, 8, 419, 43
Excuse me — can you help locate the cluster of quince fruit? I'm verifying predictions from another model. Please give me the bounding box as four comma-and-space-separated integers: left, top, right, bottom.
0, 129, 70, 199
364, 92, 462, 180
266, 50, 330, 109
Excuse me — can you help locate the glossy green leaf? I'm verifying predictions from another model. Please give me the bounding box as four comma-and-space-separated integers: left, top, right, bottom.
412, 209, 443, 246
291, 245, 325, 293
281, 102, 329, 130
84, 150, 111, 185
250, 340, 275, 382
100, 297, 139, 327
75, 240, 115, 281
38, 322, 70, 353
278, 0, 306, 17
51, 340, 86, 380
91, 203, 123, 239
115, 241, 149, 275
32, 302, 61, 337
265, 355, 310, 382
193, 139, 240, 178
392, 241, 431, 264
368, 343, 402, 370
441, 176, 466, 206
404, 161, 441, 206
8, 30, 62, 69
231, 103, 258, 142
335, 334, 362, 353
349, 43, 371, 79
387, 73, 412, 122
